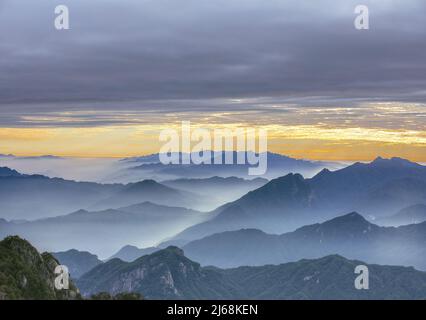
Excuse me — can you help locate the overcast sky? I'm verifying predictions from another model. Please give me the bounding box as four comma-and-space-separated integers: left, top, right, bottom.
0, 0, 425, 127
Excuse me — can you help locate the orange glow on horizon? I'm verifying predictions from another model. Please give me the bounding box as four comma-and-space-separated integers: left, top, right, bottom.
0, 123, 425, 162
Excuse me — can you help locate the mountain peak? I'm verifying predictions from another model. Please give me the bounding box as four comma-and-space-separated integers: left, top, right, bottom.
371, 156, 420, 168
293, 212, 376, 236
328, 212, 369, 224
264, 173, 307, 191
120, 179, 180, 196
372, 156, 385, 162
134, 179, 158, 186
131, 245, 185, 263
261, 173, 306, 190
122, 244, 139, 250
276, 211, 383, 251
119, 201, 161, 210
163, 246, 185, 257
0, 166, 21, 177
314, 168, 332, 178
238, 172, 309, 206
0, 236, 36, 254
345, 211, 364, 219
275, 172, 304, 181
69, 209, 90, 216
125, 179, 169, 191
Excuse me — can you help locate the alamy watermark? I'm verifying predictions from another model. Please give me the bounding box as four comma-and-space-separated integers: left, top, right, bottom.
54, 5, 70, 30
159, 121, 268, 176
354, 5, 369, 30
354, 265, 369, 290
54, 265, 70, 290
54, 4, 370, 31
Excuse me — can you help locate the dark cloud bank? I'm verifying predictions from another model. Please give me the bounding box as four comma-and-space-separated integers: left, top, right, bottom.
0, 0, 425, 122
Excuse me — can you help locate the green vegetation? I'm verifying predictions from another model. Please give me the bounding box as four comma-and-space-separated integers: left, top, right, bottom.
78, 246, 426, 300
3, 236, 426, 300
0, 236, 80, 300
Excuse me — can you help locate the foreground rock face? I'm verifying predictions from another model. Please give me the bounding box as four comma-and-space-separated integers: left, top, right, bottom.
78, 246, 426, 300
0, 236, 80, 300
77, 246, 234, 300
3, 236, 426, 300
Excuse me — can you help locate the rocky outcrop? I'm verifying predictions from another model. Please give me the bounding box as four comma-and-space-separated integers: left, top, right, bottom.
0, 236, 81, 300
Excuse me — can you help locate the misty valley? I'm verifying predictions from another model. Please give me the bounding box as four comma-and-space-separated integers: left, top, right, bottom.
1, 153, 426, 300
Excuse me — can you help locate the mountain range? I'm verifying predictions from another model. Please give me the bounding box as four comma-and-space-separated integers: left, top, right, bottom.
108, 212, 426, 270
113, 152, 338, 182
2, 154, 426, 300
77, 245, 426, 300
171, 157, 426, 243
90, 179, 210, 211
180, 212, 426, 270
0, 168, 121, 220
2, 156, 426, 280
0, 202, 210, 258
3, 236, 426, 300
0, 166, 271, 220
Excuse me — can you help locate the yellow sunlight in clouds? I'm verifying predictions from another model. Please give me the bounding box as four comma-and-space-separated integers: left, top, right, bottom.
0, 122, 425, 161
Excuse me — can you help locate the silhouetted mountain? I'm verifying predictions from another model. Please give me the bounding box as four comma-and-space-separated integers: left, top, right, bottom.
0, 202, 209, 258
0, 236, 80, 300
0, 166, 21, 177
377, 204, 426, 226
109, 245, 159, 262
310, 157, 426, 215
183, 228, 283, 267
182, 212, 426, 270
172, 173, 316, 241
77, 246, 426, 300
92, 179, 208, 211
162, 176, 268, 207
52, 249, 103, 279
0, 166, 211, 219
78, 246, 239, 299
113, 152, 336, 182
172, 157, 426, 242
0, 168, 122, 219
